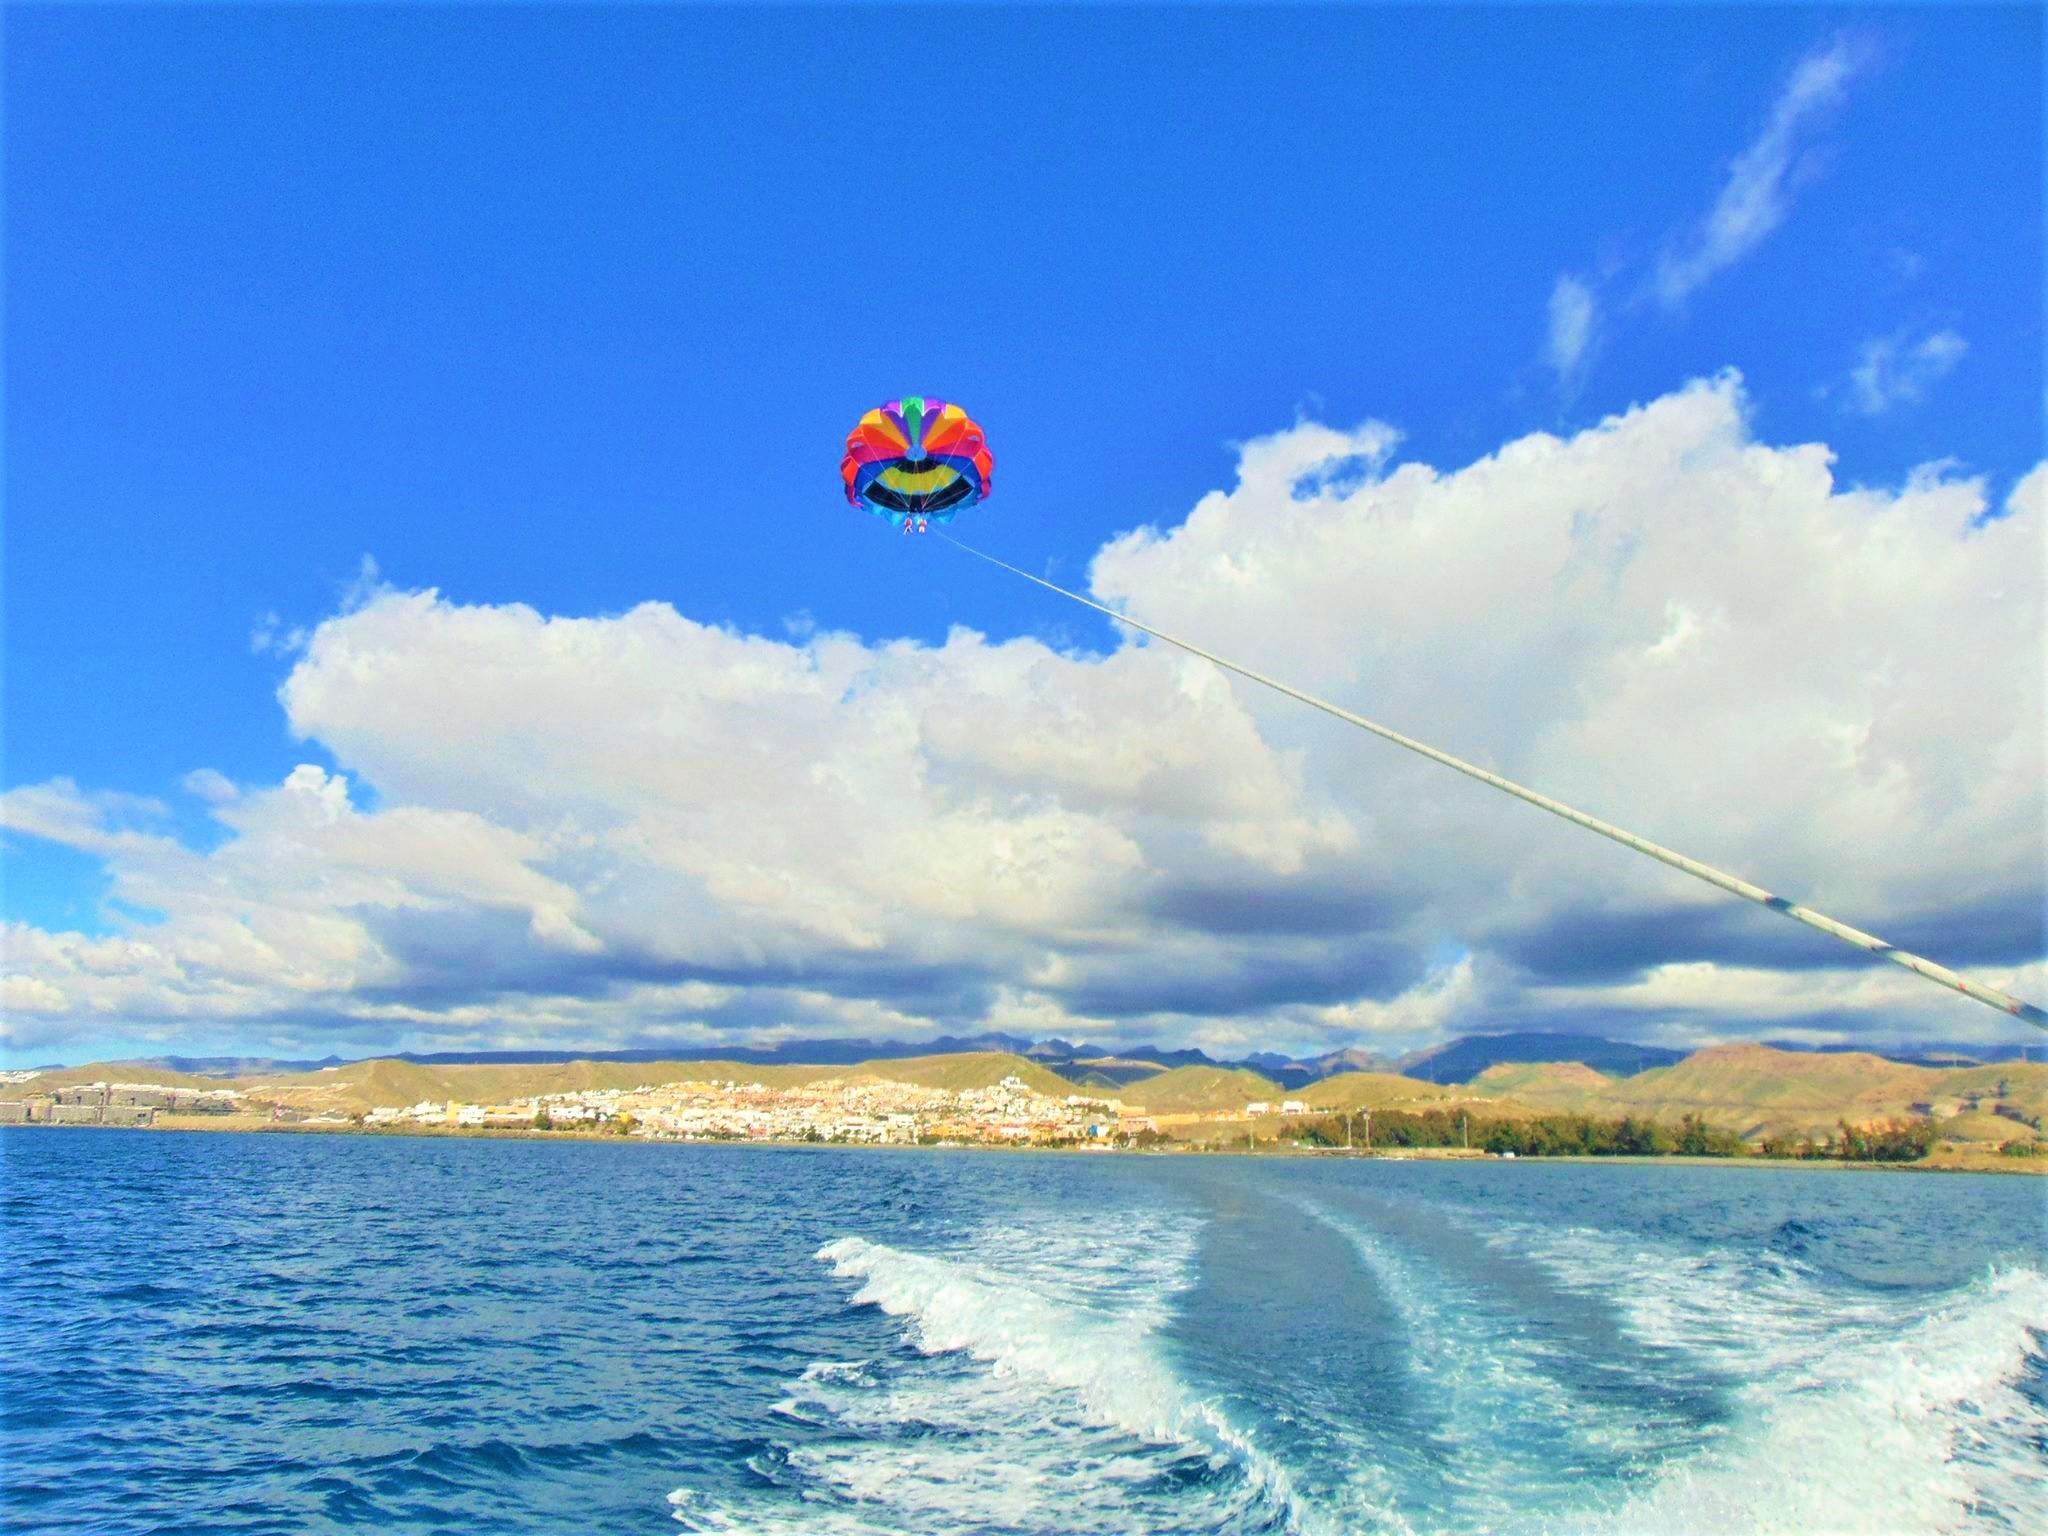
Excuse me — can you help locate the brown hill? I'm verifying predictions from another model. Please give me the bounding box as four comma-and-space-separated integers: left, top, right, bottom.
9, 1062, 242, 1093
1124, 1065, 1282, 1114
1933, 1063, 2048, 1127
1469, 1061, 1614, 1101
1296, 1072, 1461, 1111
1603, 1045, 1939, 1138
829, 1052, 1076, 1097
221, 1051, 1077, 1114
1459, 1044, 2046, 1144
249, 1058, 818, 1114
1936, 1109, 2040, 1146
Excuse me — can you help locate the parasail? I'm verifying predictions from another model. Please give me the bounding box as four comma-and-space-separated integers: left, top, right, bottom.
842, 396, 992, 534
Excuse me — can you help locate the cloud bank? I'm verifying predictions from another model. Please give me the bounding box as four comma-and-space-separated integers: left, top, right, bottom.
4, 376, 2042, 1059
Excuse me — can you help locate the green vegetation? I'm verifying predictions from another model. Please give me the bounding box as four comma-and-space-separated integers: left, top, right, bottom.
1298, 1106, 1931, 1162
1829, 1119, 1936, 1162
1671, 1114, 1747, 1157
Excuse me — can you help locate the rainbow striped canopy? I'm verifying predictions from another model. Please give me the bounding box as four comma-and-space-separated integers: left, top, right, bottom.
841, 397, 993, 526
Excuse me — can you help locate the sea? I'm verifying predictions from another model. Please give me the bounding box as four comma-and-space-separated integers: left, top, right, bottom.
2, 1130, 2043, 1535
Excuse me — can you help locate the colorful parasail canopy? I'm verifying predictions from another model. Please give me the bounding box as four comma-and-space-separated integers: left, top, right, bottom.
842, 397, 993, 529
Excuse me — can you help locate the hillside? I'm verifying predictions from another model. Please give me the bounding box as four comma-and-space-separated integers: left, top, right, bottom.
1403, 1032, 1685, 1083
1124, 1066, 1282, 1114
1061, 1057, 1174, 1087
1464, 1045, 2047, 1144
1470, 1062, 1616, 1102
250, 1058, 830, 1114
237, 1050, 1079, 1113
834, 1052, 1076, 1097
1935, 1063, 2048, 1127
1608, 1045, 1938, 1137
11, 1062, 238, 1093
1295, 1072, 1462, 1111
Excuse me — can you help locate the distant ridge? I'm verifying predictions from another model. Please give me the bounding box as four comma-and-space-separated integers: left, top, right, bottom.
112, 1053, 352, 1077
54, 1031, 2038, 1084
1400, 1033, 1687, 1084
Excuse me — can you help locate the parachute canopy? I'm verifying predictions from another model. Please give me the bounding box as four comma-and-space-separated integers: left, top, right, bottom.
842, 397, 992, 528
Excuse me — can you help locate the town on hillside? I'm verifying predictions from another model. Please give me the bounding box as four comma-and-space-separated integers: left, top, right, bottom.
4, 1041, 2043, 1168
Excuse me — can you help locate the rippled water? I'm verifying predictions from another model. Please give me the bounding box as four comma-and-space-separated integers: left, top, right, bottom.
2, 1129, 2043, 1534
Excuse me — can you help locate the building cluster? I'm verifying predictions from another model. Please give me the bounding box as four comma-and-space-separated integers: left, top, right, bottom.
363, 1073, 1146, 1146
0, 1081, 243, 1127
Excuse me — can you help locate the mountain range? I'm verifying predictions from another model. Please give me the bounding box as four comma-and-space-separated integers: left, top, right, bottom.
83, 1030, 2040, 1087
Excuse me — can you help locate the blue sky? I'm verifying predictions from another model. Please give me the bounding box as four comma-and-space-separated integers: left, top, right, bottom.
5, 4, 2043, 1065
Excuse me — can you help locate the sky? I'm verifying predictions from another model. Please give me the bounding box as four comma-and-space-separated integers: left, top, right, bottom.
4, 3, 2043, 1066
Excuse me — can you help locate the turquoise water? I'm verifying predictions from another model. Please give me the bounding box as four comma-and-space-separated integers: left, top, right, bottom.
2, 1129, 2043, 1534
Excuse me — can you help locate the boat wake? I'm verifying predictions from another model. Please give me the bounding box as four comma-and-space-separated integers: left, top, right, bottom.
1497, 1223, 2048, 1536
669, 1189, 2045, 1536
670, 1217, 1328, 1535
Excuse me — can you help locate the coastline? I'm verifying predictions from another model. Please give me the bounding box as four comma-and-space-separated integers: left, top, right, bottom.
10, 1118, 2040, 1174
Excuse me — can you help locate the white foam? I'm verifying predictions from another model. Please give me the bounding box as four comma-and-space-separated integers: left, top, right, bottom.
673, 1196, 2046, 1535
1483, 1220, 2048, 1535
672, 1215, 1343, 1536
1293, 1196, 1696, 1527
1548, 1266, 2048, 1536
1489, 1220, 1904, 1375
810, 1233, 1319, 1531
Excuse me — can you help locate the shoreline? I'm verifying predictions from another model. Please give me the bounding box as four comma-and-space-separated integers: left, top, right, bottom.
6, 1119, 2039, 1174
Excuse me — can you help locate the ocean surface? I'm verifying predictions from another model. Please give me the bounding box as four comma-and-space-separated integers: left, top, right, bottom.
2, 1130, 2044, 1535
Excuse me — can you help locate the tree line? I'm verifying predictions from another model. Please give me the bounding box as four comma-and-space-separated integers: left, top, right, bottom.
1297, 1107, 1936, 1162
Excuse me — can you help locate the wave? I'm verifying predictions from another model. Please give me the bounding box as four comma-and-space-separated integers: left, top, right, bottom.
1485, 1221, 2048, 1535
1557, 1265, 2048, 1536
672, 1185, 2044, 1536
671, 1224, 1343, 1536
